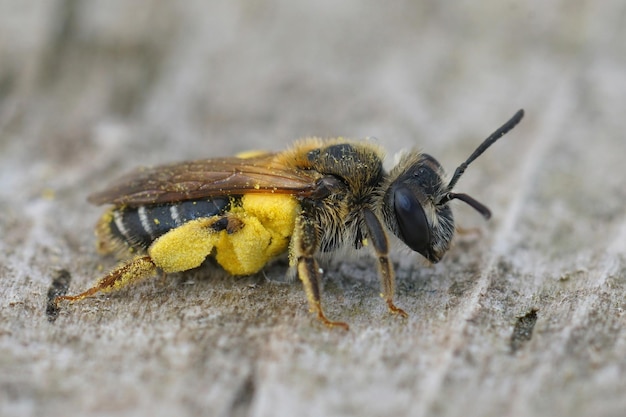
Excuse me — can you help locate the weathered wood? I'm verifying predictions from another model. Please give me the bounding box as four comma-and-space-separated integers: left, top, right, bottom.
1, 2, 625, 416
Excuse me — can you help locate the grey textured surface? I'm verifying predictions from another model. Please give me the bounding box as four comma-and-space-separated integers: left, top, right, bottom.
1, 1, 626, 417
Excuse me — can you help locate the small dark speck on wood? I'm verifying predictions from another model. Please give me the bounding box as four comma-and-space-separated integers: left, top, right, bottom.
228, 371, 256, 417
510, 308, 538, 353
46, 269, 72, 323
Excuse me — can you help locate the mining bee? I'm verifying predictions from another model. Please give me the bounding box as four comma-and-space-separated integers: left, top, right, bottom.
56, 109, 524, 329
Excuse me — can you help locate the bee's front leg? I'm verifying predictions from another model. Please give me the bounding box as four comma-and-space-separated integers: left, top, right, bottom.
292, 214, 349, 330
362, 208, 408, 319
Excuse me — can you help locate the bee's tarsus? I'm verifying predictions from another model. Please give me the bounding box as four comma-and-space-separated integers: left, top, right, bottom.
387, 301, 408, 318
317, 312, 350, 331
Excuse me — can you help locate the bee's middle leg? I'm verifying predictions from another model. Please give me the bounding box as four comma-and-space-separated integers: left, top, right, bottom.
293, 215, 349, 330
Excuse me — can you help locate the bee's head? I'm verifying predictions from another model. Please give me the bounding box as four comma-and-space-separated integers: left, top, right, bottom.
384, 153, 457, 263
383, 110, 524, 263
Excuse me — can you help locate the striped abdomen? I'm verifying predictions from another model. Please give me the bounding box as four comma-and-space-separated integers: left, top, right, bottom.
104, 197, 232, 251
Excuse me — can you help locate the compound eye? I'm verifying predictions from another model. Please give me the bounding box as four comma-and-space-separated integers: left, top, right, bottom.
394, 185, 431, 256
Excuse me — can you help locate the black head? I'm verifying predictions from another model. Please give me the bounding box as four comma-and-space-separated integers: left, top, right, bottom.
383, 109, 524, 263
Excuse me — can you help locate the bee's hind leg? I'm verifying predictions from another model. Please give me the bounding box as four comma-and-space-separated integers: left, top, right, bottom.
56, 216, 229, 307
55, 255, 157, 305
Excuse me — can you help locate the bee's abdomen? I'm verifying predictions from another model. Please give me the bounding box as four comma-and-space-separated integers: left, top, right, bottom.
108, 197, 232, 250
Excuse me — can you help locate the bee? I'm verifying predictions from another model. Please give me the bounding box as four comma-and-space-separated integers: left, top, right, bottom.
56, 109, 524, 330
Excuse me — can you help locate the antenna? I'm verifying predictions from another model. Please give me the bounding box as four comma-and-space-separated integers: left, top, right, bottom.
437, 109, 524, 219
445, 109, 524, 193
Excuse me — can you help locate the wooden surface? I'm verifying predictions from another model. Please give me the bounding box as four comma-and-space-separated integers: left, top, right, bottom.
1, 1, 625, 416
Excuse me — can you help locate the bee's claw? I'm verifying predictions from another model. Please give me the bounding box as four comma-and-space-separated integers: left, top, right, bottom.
387, 301, 408, 319
317, 311, 350, 331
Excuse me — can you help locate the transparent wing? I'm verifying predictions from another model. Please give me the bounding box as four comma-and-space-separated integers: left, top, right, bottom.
88, 153, 320, 207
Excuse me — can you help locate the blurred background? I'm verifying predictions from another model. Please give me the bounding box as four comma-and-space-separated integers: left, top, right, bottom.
1, 1, 625, 417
